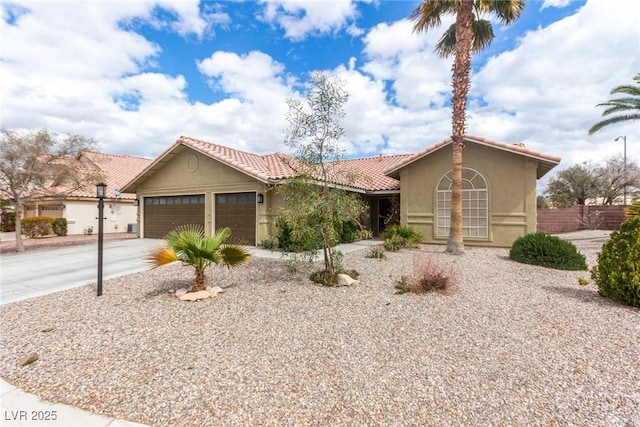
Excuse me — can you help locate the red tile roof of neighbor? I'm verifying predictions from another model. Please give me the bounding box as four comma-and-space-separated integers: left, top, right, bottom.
123, 134, 561, 194
48, 151, 152, 200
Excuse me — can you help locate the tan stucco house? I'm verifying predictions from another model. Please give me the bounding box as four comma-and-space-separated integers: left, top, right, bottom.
122, 134, 560, 247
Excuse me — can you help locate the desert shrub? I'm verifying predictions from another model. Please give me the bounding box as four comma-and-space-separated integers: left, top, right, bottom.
624, 200, 640, 218
1, 210, 16, 232
382, 224, 422, 252
21, 216, 54, 238
509, 232, 587, 270
366, 245, 386, 259
591, 216, 640, 307
339, 220, 359, 243
259, 235, 279, 250
51, 217, 68, 236
395, 256, 457, 295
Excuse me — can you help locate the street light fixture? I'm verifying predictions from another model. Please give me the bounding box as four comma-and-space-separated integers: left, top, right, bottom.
615, 136, 627, 205
96, 182, 106, 297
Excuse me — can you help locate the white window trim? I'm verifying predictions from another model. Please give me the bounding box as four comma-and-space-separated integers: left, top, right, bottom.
436, 168, 488, 240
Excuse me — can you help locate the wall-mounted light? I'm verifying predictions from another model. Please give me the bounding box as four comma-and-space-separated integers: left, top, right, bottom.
133, 199, 140, 206
257, 193, 264, 204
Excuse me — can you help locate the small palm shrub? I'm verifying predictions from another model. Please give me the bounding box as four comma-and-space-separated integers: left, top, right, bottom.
382, 224, 422, 252
21, 216, 54, 238
52, 217, 68, 236
147, 225, 251, 292
591, 216, 640, 307
395, 256, 457, 294
509, 232, 587, 270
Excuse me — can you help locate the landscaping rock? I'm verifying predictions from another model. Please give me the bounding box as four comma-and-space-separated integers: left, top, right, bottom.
19, 353, 38, 366
175, 288, 188, 298
178, 290, 212, 301
207, 286, 225, 294
337, 274, 360, 287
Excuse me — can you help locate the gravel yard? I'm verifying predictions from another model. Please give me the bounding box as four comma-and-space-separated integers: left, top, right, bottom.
1, 231, 638, 426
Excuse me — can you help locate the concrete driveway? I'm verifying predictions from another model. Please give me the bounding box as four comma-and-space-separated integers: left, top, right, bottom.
0, 239, 160, 305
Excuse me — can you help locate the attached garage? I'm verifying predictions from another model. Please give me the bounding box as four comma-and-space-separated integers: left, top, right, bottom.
143, 195, 205, 238
215, 192, 257, 245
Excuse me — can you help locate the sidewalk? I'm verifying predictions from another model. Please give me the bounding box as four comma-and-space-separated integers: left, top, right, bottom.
1, 379, 147, 427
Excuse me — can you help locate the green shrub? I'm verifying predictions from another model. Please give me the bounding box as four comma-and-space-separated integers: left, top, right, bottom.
339, 220, 359, 243
366, 245, 386, 259
1, 210, 16, 232
21, 216, 54, 238
381, 224, 422, 252
395, 257, 457, 295
509, 232, 587, 270
591, 216, 640, 307
51, 217, 68, 236
259, 235, 279, 250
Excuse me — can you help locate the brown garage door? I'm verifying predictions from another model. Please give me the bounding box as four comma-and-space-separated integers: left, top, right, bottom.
144, 195, 205, 238
215, 192, 256, 245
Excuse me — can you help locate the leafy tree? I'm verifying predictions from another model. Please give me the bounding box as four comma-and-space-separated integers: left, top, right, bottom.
147, 225, 251, 293
278, 72, 366, 283
595, 155, 640, 205
0, 129, 100, 252
410, 0, 525, 254
589, 73, 640, 134
545, 163, 599, 207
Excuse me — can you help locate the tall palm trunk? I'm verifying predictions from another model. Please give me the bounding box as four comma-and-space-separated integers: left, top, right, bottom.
446, 0, 474, 255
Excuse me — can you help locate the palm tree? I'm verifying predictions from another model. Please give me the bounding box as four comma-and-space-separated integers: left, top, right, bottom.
147, 225, 251, 292
410, 0, 525, 254
589, 73, 640, 134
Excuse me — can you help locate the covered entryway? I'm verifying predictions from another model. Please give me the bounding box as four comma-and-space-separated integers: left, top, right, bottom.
215, 192, 256, 245
143, 195, 205, 238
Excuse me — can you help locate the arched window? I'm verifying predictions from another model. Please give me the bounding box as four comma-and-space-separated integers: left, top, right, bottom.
436, 168, 488, 239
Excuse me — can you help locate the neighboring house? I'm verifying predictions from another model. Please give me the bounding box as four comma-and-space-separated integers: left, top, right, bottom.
122, 134, 561, 247
23, 151, 152, 235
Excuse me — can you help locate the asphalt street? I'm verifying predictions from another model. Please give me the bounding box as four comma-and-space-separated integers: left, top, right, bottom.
0, 239, 160, 305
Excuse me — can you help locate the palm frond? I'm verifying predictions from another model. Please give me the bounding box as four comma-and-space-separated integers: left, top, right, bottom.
409, 0, 457, 34
218, 245, 252, 269
477, 0, 525, 25
146, 246, 179, 269
589, 114, 640, 134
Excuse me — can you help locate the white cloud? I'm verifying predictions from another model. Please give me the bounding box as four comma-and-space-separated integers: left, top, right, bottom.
258, 0, 366, 40
470, 0, 640, 175
540, 0, 572, 10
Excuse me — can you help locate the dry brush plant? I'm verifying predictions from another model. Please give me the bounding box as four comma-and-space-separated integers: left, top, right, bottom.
395, 254, 458, 295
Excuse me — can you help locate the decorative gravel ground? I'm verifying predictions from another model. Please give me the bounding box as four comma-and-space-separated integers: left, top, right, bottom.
1, 232, 638, 426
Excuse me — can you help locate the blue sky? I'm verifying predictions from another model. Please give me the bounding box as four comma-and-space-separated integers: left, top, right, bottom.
1, 0, 639, 187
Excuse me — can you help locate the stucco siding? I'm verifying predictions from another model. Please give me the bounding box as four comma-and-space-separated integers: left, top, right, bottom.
400, 142, 539, 248
135, 147, 286, 243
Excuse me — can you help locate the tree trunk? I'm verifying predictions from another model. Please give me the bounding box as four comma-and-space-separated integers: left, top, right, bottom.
446, 0, 474, 255
14, 200, 25, 253
191, 269, 206, 292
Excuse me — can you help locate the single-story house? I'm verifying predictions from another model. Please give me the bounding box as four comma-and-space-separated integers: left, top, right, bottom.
23, 151, 152, 235
122, 134, 561, 247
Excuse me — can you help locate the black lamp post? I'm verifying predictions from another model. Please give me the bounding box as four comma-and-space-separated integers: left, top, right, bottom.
96, 182, 106, 297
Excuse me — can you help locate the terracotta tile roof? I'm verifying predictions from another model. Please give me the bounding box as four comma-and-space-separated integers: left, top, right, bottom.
179, 136, 409, 193
123, 133, 561, 195
386, 134, 561, 179
329, 155, 413, 192
76, 152, 153, 199
179, 136, 298, 181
